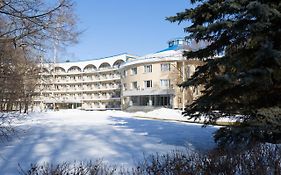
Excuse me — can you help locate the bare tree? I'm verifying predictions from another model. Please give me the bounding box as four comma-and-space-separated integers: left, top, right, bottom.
0, 41, 40, 112
0, 0, 79, 142
0, 0, 78, 49
0, 0, 79, 111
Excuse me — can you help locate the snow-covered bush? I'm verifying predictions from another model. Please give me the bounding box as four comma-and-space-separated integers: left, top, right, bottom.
19, 160, 117, 175
21, 144, 281, 175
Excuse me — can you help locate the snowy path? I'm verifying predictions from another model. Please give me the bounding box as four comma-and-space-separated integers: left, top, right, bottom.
0, 110, 217, 174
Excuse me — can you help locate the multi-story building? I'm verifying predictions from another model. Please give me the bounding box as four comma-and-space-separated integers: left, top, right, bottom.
33, 38, 203, 111
120, 38, 203, 110
33, 54, 137, 110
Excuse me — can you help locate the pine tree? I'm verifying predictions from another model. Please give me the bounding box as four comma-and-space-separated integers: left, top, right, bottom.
168, 0, 281, 147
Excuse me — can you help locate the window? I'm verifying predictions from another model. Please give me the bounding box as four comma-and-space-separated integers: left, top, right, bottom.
131, 81, 138, 89
144, 80, 152, 88
169, 41, 174, 47
87, 75, 92, 80
123, 83, 127, 90
144, 65, 152, 73
160, 79, 170, 88
131, 67, 137, 75
161, 63, 170, 71
123, 70, 128, 77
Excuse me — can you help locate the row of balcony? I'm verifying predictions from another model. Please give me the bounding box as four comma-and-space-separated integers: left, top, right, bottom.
40, 75, 121, 84
37, 86, 120, 93
34, 96, 121, 102
35, 96, 120, 101
42, 67, 119, 75
42, 75, 121, 83
39, 92, 120, 98
38, 83, 120, 90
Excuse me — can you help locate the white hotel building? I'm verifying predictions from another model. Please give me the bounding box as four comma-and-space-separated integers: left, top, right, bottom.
34, 38, 203, 110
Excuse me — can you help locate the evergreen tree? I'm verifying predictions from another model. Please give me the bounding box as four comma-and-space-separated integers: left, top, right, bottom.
168, 0, 281, 147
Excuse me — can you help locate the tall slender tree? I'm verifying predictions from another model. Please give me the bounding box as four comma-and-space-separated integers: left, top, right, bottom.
168, 0, 281, 147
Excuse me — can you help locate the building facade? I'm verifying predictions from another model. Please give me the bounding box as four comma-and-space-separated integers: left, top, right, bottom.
33, 54, 137, 110
120, 38, 203, 110
33, 38, 203, 111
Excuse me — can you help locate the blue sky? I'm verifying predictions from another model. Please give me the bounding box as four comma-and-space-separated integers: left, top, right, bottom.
61, 0, 191, 62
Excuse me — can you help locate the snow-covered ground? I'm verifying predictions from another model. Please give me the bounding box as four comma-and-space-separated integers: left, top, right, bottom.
133, 108, 242, 124
0, 109, 218, 174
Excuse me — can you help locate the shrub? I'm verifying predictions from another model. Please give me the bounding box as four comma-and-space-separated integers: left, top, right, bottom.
19, 160, 117, 175
21, 144, 281, 175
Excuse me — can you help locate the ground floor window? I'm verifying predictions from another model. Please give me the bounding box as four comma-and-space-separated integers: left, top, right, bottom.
130, 95, 171, 107
45, 103, 82, 109
158, 96, 170, 106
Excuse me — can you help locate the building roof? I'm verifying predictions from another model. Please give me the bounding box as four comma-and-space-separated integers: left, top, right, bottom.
42, 38, 190, 71
120, 38, 191, 68
120, 49, 185, 68
43, 53, 138, 72
156, 38, 191, 53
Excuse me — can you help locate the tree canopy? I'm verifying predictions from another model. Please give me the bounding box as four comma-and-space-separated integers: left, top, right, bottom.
168, 0, 281, 147
0, 0, 78, 50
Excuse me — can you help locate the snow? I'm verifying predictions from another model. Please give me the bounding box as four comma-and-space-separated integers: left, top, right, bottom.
43, 53, 137, 73
120, 50, 184, 68
132, 108, 241, 124
0, 109, 217, 174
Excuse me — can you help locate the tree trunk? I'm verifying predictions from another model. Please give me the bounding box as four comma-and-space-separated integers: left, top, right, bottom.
24, 101, 28, 114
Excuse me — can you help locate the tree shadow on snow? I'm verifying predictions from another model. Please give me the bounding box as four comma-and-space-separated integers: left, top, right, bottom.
109, 116, 218, 152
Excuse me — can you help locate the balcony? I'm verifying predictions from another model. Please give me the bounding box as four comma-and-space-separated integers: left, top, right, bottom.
40, 74, 121, 85
122, 88, 175, 97
96, 67, 118, 73
82, 97, 120, 101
